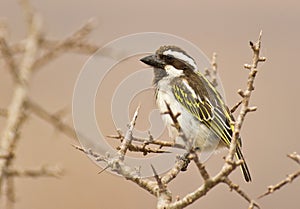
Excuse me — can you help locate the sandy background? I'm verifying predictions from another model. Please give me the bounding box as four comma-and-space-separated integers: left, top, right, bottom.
0, 0, 299, 209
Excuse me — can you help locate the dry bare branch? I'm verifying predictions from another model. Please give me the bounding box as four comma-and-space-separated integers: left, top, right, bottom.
5, 165, 63, 178
222, 177, 259, 208
2, 176, 15, 209
258, 152, 300, 199
117, 143, 170, 155
108, 131, 180, 149
0, 1, 42, 188
0, 33, 19, 82
151, 165, 172, 209
10, 38, 99, 55
258, 169, 300, 199
227, 31, 265, 163
192, 152, 210, 181
27, 100, 77, 139
74, 145, 158, 196
117, 106, 140, 160
161, 153, 190, 185
32, 19, 98, 73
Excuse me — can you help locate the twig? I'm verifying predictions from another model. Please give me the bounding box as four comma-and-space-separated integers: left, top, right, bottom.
74, 145, 158, 196
288, 152, 300, 165
151, 165, 172, 209
27, 100, 77, 139
227, 31, 265, 163
223, 177, 259, 208
118, 106, 140, 160
258, 152, 300, 199
192, 152, 210, 181
230, 100, 242, 113
161, 153, 190, 185
2, 176, 15, 209
32, 19, 97, 73
108, 132, 181, 149
117, 143, 170, 155
10, 38, 99, 55
258, 169, 300, 199
166, 176, 222, 209
5, 165, 63, 178
0, 33, 19, 82
162, 101, 181, 132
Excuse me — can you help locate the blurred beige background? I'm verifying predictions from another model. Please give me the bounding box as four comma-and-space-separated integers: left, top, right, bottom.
0, 0, 299, 209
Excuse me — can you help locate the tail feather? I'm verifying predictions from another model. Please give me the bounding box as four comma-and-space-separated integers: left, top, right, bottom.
235, 146, 251, 182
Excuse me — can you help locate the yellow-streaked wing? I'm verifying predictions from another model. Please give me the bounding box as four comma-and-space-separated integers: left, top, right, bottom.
171, 74, 233, 147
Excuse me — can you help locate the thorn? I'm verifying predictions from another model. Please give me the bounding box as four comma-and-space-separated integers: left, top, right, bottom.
106, 134, 122, 139
147, 131, 153, 141
258, 30, 263, 41
175, 112, 181, 118
244, 64, 252, 69
249, 41, 254, 47
162, 111, 170, 115
230, 100, 242, 113
71, 144, 84, 152
259, 57, 266, 62
247, 106, 257, 112
238, 89, 244, 97
98, 165, 109, 174
150, 164, 158, 176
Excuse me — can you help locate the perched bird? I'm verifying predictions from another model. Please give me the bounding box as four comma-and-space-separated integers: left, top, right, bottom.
140, 46, 251, 182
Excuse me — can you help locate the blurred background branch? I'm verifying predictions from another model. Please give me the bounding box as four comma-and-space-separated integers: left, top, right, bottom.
0, 1, 101, 208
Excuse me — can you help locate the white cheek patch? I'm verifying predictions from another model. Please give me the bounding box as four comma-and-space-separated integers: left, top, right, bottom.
165, 65, 183, 77
163, 49, 197, 70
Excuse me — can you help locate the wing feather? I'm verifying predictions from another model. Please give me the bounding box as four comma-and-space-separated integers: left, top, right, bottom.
171, 73, 233, 147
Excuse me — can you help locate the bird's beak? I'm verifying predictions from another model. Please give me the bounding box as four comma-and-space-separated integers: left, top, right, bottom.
140, 54, 165, 69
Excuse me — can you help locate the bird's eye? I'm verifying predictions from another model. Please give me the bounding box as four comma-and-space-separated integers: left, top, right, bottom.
165, 55, 172, 60
163, 55, 173, 63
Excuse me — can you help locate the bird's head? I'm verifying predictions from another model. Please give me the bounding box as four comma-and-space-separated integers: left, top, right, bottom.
140, 46, 197, 84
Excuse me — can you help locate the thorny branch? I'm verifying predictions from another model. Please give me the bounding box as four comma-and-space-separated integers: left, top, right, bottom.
32, 18, 98, 73
73, 145, 158, 196
118, 106, 140, 160
5, 165, 63, 178
258, 152, 300, 199
108, 131, 181, 150
227, 31, 265, 163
